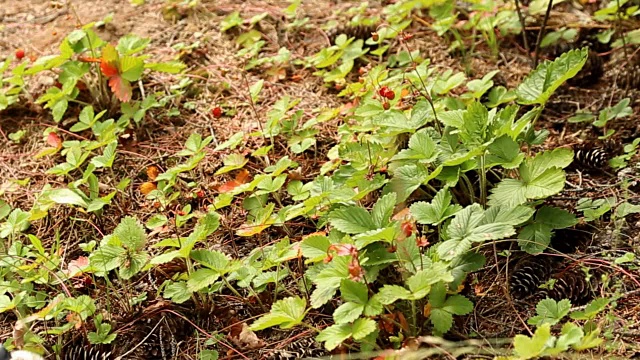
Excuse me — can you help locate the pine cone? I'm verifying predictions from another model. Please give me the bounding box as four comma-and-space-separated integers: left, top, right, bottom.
327, 23, 378, 44
618, 63, 640, 90
546, 42, 604, 87
263, 336, 326, 359
63, 345, 111, 360
510, 256, 557, 300
568, 50, 604, 87
549, 226, 593, 254
547, 267, 596, 305
573, 145, 609, 170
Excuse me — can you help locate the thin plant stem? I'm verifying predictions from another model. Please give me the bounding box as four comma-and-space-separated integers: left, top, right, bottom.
513, 0, 532, 64
241, 70, 271, 165
615, 0, 631, 96
247, 286, 267, 312
533, 0, 554, 67
479, 154, 487, 207
402, 43, 441, 132
410, 300, 418, 336
221, 274, 245, 300
274, 265, 281, 300
460, 173, 476, 204
298, 256, 311, 303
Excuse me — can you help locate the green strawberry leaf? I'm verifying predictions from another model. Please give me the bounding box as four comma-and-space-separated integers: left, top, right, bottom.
329, 206, 376, 234
410, 188, 462, 226
516, 48, 588, 105
514, 323, 553, 359
250, 296, 307, 331
528, 298, 572, 326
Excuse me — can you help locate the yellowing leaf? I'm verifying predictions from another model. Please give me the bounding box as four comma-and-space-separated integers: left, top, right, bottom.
236, 223, 270, 237
146, 166, 160, 181
139, 182, 157, 195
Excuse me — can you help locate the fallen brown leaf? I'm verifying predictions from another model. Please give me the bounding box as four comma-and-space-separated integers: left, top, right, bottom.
229, 323, 266, 350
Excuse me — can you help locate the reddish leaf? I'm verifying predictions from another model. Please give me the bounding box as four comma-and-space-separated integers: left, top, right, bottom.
396, 311, 409, 332
99, 44, 133, 102
66, 312, 83, 330
100, 44, 120, 77
379, 313, 396, 333
217, 169, 251, 193
108, 75, 132, 102
66, 256, 89, 274
100, 60, 119, 78
78, 56, 101, 63
47, 132, 62, 149
328, 243, 358, 257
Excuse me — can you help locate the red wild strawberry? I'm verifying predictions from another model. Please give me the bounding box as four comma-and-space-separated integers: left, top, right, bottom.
401, 221, 414, 237
416, 236, 430, 248
384, 90, 396, 100
348, 257, 364, 281
212, 106, 223, 118
378, 86, 390, 97
383, 101, 390, 110
15, 49, 25, 60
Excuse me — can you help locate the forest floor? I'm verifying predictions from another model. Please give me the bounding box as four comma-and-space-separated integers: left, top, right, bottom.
1, 0, 640, 359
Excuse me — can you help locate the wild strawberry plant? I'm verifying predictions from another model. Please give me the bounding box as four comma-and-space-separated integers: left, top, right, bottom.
243, 46, 593, 351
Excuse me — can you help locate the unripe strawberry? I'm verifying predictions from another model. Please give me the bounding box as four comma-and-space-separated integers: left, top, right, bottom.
383, 101, 390, 110
372, 32, 379, 41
